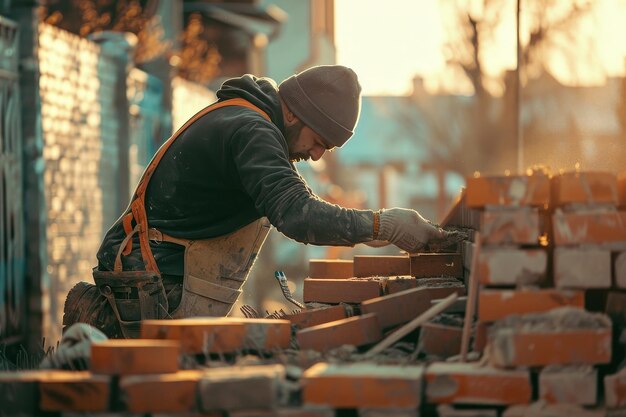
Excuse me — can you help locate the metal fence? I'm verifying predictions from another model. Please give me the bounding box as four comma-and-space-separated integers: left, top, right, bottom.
0, 16, 25, 346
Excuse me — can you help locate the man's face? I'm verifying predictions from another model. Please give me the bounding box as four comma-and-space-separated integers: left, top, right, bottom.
285, 121, 335, 162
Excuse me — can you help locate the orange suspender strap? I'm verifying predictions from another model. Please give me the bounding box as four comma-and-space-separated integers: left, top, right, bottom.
119, 98, 271, 274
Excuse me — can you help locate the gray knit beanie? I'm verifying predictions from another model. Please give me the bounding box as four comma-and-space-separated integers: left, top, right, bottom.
278, 65, 362, 147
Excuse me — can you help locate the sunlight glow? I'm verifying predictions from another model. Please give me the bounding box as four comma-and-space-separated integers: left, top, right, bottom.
335, 0, 626, 96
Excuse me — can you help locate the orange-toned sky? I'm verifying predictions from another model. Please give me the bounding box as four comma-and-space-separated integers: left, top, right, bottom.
335, 0, 626, 96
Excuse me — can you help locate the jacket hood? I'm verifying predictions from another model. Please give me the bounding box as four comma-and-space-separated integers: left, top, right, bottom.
216, 75, 285, 133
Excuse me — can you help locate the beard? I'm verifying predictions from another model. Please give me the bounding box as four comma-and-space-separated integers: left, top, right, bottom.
285, 121, 309, 162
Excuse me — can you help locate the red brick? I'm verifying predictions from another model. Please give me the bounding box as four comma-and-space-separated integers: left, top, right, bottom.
551, 171, 618, 207
615, 252, 626, 289
478, 248, 547, 286
303, 278, 382, 303
91, 339, 180, 375
552, 211, 626, 246
553, 247, 611, 288
466, 174, 550, 208
425, 363, 531, 405
121, 370, 204, 413
297, 313, 382, 352
361, 285, 465, 329
141, 318, 246, 354
478, 289, 584, 322
198, 364, 285, 412
539, 365, 597, 405
285, 305, 347, 329
480, 207, 545, 245
309, 259, 353, 279
419, 322, 462, 359
385, 276, 418, 294
619, 172, 626, 208
39, 371, 110, 412
605, 367, 626, 408
229, 318, 292, 350
409, 253, 462, 278
488, 309, 612, 367
302, 362, 423, 408
353, 255, 410, 277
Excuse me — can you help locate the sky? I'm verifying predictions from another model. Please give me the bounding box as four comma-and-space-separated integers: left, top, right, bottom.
334, 0, 626, 96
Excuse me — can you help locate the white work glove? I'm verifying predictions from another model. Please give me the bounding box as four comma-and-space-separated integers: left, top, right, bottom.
40, 323, 107, 370
377, 207, 453, 253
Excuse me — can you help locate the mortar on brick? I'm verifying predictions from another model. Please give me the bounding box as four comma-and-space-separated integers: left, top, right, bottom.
616, 252, 626, 288
479, 248, 547, 286
538, 365, 597, 405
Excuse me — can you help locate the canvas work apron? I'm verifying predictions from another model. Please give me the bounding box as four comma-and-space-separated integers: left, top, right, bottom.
112, 98, 272, 318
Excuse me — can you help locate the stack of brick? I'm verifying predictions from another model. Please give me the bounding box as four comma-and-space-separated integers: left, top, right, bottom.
459, 171, 625, 414
0, 330, 320, 415
292, 252, 465, 354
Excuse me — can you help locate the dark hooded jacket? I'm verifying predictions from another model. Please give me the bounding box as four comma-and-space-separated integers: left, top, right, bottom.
97, 75, 375, 275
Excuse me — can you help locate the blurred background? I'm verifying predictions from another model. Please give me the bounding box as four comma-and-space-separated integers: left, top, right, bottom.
1, 0, 626, 353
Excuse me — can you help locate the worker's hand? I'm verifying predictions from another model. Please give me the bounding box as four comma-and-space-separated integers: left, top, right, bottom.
377, 207, 455, 253
40, 323, 107, 370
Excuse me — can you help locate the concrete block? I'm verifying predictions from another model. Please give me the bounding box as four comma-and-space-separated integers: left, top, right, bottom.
120, 370, 204, 413
410, 253, 462, 278
466, 174, 550, 208
425, 362, 531, 405
361, 285, 465, 329
353, 255, 410, 277
551, 171, 618, 207
302, 362, 423, 408
309, 259, 353, 279
539, 365, 597, 405
39, 371, 110, 412
478, 289, 584, 322
303, 278, 382, 303
90, 339, 180, 374
553, 247, 611, 289
285, 305, 347, 329
480, 207, 544, 245
297, 313, 382, 352
552, 210, 626, 246
198, 364, 285, 412
478, 247, 548, 286
488, 307, 612, 367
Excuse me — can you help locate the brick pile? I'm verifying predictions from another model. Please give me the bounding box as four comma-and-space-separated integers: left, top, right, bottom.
3, 170, 626, 416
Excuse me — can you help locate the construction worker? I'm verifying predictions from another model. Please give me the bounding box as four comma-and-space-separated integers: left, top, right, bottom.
63, 65, 461, 338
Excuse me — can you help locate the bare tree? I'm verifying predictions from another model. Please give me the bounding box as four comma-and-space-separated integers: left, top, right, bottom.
399, 0, 595, 177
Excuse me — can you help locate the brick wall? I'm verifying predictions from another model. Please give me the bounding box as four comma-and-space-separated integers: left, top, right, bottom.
128, 68, 164, 192
38, 24, 121, 344
171, 76, 215, 132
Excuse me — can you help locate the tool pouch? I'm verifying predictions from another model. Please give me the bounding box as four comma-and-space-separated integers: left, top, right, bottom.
92, 268, 169, 339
